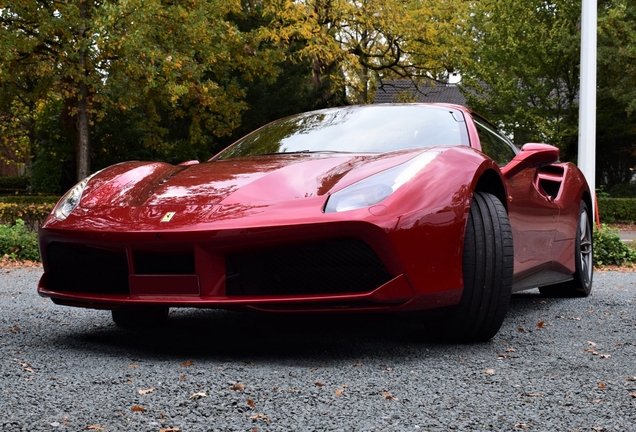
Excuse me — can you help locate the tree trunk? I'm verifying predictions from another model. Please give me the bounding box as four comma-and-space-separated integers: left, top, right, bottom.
76, 81, 90, 181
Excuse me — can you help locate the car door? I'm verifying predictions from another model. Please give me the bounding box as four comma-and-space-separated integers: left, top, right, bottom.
472, 116, 559, 279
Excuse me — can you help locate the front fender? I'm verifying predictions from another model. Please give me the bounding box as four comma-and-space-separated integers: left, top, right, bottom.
386, 146, 503, 298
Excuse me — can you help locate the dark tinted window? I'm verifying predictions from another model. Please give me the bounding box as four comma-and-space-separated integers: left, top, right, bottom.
214, 105, 469, 160
474, 117, 518, 166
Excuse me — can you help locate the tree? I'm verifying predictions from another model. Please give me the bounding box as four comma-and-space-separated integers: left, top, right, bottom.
596, 0, 636, 187
460, 0, 581, 160
0, 0, 273, 182
260, 0, 469, 106
599, 0, 636, 114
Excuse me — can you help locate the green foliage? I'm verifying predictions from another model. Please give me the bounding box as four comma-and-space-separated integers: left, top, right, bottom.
596, 186, 611, 198
0, 0, 277, 182
595, 95, 636, 187
593, 225, 636, 266
461, 0, 581, 160
598, 0, 636, 114
607, 183, 636, 198
0, 220, 40, 262
597, 198, 636, 223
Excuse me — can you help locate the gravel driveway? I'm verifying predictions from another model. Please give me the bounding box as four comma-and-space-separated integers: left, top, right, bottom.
1, 268, 635, 431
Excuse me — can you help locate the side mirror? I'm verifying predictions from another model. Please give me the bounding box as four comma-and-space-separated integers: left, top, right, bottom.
501, 143, 560, 178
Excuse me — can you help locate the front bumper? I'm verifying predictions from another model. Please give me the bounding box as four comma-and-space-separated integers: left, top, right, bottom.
38, 218, 462, 313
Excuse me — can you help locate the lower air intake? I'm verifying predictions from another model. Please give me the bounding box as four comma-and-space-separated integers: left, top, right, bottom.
46, 242, 130, 294
226, 238, 391, 296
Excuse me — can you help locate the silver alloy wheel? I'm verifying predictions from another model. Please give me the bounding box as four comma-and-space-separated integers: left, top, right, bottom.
579, 209, 593, 288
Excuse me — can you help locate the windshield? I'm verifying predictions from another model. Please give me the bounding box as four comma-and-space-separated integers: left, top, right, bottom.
214, 104, 469, 160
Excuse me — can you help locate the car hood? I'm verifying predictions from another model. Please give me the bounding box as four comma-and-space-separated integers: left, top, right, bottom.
80, 149, 439, 209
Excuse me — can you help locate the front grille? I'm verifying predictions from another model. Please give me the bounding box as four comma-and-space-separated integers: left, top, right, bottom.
46, 242, 130, 294
225, 238, 392, 296
133, 250, 195, 275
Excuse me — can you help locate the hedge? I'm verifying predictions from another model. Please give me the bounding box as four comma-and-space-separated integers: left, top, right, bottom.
0, 202, 57, 231
597, 198, 636, 223
0, 195, 60, 204
0, 176, 29, 193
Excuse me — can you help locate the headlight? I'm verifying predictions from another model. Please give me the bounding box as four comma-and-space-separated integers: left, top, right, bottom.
324, 151, 440, 213
53, 172, 98, 220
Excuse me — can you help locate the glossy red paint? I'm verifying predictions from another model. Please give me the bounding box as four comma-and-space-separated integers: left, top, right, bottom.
37, 103, 591, 315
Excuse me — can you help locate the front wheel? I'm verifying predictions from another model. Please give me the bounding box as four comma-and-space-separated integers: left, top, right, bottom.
438, 192, 514, 342
539, 200, 593, 297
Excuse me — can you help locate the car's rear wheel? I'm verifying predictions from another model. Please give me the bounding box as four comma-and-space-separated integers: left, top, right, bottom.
111, 307, 169, 330
539, 200, 593, 297
439, 192, 514, 342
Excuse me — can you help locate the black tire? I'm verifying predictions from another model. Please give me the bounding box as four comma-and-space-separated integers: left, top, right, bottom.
111, 307, 169, 330
439, 192, 514, 342
539, 201, 593, 297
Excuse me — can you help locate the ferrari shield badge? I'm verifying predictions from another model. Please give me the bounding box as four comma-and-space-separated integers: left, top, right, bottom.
161, 212, 176, 223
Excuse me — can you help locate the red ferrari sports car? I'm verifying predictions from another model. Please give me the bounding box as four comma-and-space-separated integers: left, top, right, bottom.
37, 103, 592, 341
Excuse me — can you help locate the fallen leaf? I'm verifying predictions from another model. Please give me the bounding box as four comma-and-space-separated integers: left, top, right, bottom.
335, 389, 344, 396
315, 382, 324, 387
381, 391, 397, 400
231, 383, 245, 391
189, 392, 207, 399
588, 341, 597, 347
86, 426, 105, 431
505, 348, 516, 353
591, 427, 603, 431
525, 393, 544, 397
247, 399, 255, 408
598, 382, 607, 389
131, 406, 146, 413
484, 369, 496, 375
517, 327, 525, 333
159, 428, 180, 432
630, 393, 636, 398
126, 378, 133, 383
179, 375, 186, 381
627, 377, 636, 382
249, 413, 269, 421
498, 354, 518, 359
514, 424, 528, 428
536, 320, 545, 329
129, 364, 138, 369
353, 362, 362, 367
181, 361, 194, 367
138, 388, 154, 395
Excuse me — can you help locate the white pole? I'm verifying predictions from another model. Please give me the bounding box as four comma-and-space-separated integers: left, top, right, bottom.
578, 0, 597, 218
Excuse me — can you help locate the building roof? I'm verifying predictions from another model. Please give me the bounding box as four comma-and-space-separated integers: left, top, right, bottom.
373, 80, 466, 105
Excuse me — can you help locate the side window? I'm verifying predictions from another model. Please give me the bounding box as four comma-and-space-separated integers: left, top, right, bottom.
474, 117, 518, 166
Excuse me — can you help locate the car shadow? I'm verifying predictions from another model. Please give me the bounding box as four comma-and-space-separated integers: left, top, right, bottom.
51, 290, 566, 361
